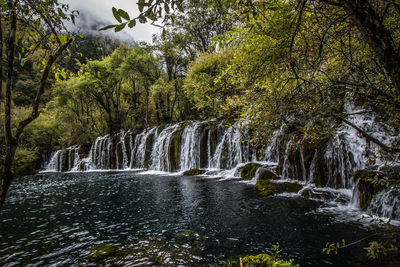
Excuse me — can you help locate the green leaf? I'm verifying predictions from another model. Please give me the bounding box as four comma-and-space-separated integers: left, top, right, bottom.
164, 3, 170, 14
112, 7, 122, 23
128, 19, 136, 28
59, 34, 67, 44
138, 14, 147, 23
99, 24, 117, 31
1, 3, 8, 12
114, 23, 126, 32
118, 9, 130, 20
138, 0, 145, 12
145, 10, 156, 21
34, 18, 41, 28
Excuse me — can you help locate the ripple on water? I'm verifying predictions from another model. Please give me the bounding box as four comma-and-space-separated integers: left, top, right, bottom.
0, 172, 396, 266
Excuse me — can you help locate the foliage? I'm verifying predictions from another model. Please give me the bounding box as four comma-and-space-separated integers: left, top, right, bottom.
12, 147, 39, 175
183, 50, 242, 119
0, 0, 77, 207
241, 244, 299, 267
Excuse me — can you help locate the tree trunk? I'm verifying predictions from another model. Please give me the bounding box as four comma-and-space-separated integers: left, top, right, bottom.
1, 0, 17, 210
0, 2, 73, 208
338, 0, 400, 91
0, 142, 17, 209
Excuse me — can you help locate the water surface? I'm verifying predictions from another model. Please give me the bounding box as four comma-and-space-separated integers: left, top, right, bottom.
0, 172, 390, 266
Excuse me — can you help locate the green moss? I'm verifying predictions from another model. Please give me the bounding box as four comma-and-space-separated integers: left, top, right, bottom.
183, 168, 206, 176
168, 131, 182, 172
255, 180, 302, 196
86, 243, 118, 261
281, 182, 303, 193
255, 180, 280, 196
300, 188, 312, 199
241, 163, 262, 180
241, 253, 298, 267
354, 169, 386, 210
258, 169, 279, 181
144, 132, 155, 168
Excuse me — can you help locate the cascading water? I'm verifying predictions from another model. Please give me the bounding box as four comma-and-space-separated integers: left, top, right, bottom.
130, 127, 157, 169
180, 121, 204, 170
43, 108, 400, 220
151, 123, 181, 171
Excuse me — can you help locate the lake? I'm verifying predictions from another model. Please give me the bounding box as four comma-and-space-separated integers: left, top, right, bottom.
0, 172, 392, 266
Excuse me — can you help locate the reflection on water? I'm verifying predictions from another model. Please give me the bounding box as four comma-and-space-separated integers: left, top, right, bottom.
0, 172, 389, 266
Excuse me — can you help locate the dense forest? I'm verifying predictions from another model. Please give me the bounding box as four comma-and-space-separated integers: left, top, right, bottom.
2, 0, 399, 177
1, 0, 400, 265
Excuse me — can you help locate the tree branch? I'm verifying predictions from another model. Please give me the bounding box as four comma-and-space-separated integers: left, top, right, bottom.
15, 37, 73, 140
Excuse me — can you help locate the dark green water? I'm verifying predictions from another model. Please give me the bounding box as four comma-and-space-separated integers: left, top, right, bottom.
0, 172, 389, 266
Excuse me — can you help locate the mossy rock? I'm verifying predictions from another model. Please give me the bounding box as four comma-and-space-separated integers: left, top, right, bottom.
168, 130, 182, 172
255, 180, 280, 196
241, 163, 262, 180
258, 169, 279, 181
242, 253, 297, 267
183, 168, 206, 176
86, 243, 118, 262
300, 188, 348, 204
281, 182, 303, 193
116, 143, 124, 169
144, 131, 155, 168
354, 169, 387, 210
256, 180, 302, 196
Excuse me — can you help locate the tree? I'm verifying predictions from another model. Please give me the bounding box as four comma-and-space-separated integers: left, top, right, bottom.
0, 0, 75, 209
183, 50, 241, 119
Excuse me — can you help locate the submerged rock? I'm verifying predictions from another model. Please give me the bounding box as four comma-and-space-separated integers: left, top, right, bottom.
241, 163, 262, 179
255, 179, 302, 196
86, 243, 118, 262
183, 168, 206, 176
176, 230, 198, 243
241, 253, 298, 267
83, 238, 203, 266
300, 188, 348, 204
258, 169, 279, 180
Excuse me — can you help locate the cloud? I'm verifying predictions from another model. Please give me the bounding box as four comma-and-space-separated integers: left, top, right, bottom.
61, 0, 161, 43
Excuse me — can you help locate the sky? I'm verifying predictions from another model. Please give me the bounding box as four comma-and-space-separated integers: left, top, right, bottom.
61, 0, 161, 44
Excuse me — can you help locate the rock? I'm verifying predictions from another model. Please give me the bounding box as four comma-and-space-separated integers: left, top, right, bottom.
176, 230, 198, 244
241, 163, 262, 180
168, 130, 182, 172
256, 180, 302, 196
281, 182, 303, 193
183, 168, 206, 176
300, 188, 348, 204
255, 179, 281, 196
354, 169, 387, 210
86, 243, 118, 261
258, 169, 279, 180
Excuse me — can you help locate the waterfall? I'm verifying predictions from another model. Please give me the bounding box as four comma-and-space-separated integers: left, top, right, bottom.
180, 121, 204, 170
368, 184, 400, 220
45, 146, 80, 172
130, 127, 157, 169
151, 123, 181, 171
42, 109, 400, 220
46, 150, 62, 171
